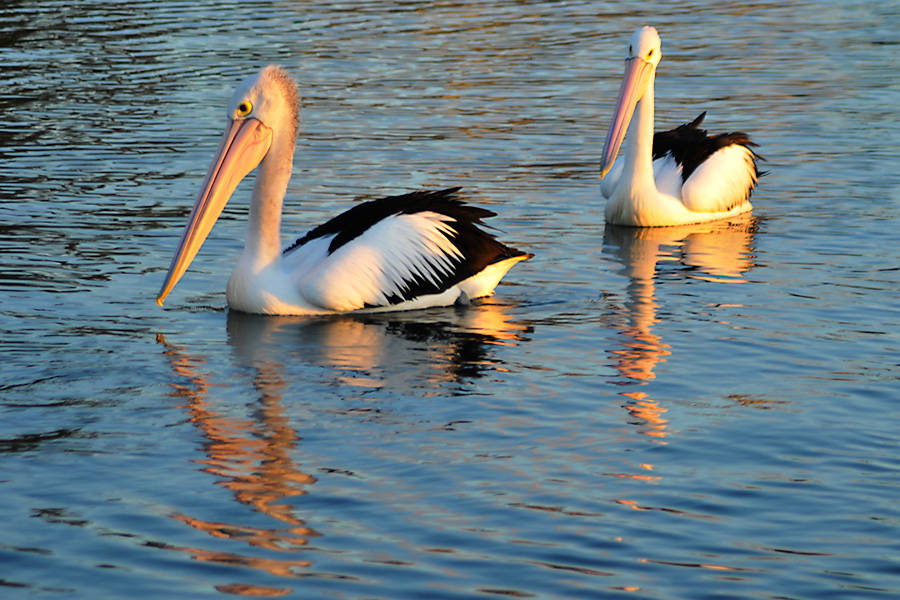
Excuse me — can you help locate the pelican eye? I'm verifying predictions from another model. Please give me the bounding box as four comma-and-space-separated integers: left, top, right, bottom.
647, 49, 654, 58
236, 101, 253, 117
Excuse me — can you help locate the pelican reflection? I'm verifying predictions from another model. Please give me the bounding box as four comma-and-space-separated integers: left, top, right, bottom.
156, 333, 316, 589
603, 215, 758, 439
225, 300, 532, 394
155, 300, 530, 589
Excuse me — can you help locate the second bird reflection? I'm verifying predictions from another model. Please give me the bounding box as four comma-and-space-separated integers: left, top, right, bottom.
603, 215, 758, 439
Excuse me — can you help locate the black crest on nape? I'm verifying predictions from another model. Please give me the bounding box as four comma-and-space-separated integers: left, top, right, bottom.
653, 112, 759, 181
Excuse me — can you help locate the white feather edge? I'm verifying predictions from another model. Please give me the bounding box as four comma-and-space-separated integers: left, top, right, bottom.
259, 211, 525, 314
681, 145, 757, 214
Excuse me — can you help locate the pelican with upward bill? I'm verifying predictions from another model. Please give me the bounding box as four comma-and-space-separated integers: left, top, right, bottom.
157, 66, 531, 315
600, 26, 762, 227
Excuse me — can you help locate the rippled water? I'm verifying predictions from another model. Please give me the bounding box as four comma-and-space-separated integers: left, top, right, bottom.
2, 0, 900, 598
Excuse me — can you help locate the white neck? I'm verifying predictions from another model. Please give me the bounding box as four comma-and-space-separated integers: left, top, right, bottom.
621, 76, 658, 196
243, 132, 294, 267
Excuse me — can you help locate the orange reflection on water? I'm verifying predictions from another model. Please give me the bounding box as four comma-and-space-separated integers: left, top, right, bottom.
460, 300, 532, 346
615, 498, 719, 522
223, 301, 532, 394
216, 583, 292, 597
621, 391, 668, 439
604, 215, 758, 442
155, 539, 311, 578
155, 301, 532, 592
638, 556, 759, 574
157, 334, 318, 590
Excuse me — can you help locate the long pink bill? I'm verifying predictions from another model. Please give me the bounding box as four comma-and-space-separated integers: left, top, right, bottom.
157, 118, 272, 306
600, 58, 652, 179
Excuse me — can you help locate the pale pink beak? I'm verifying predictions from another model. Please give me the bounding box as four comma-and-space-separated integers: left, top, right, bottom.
157, 118, 272, 306
600, 57, 653, 179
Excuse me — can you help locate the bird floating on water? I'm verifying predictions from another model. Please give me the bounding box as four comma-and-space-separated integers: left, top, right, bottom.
157, 66, 531, 315
600, 26, 762, 227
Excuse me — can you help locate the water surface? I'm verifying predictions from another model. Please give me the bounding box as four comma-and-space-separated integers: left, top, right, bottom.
2, 0, 900, 598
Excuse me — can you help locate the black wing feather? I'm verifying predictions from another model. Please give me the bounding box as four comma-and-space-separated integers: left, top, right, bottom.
652, 112, 762, 182
284, 188, 530, 306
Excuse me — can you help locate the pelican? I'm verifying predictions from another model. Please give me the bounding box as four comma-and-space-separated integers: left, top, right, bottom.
600, 26, 762, 227
157, 66, 531, 315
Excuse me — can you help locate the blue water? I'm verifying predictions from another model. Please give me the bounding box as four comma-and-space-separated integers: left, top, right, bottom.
2, 0, 900, 598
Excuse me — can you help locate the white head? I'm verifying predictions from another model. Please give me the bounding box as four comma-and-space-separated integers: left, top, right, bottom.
626, 26, 662, 69
228, 65, 301, 145
600, 27, 663, 179
157, 66, 301, 306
